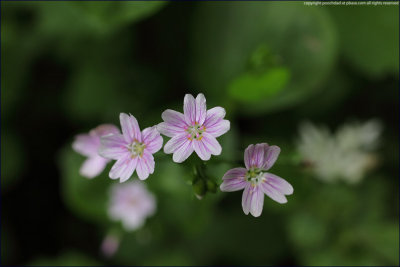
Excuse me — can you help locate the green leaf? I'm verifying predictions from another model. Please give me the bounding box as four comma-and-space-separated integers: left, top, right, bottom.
37, 2, 166, 37
191, 2, 337, 114
228, 67, 290, 102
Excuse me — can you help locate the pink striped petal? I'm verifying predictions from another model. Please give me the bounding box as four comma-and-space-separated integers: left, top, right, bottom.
262, 145, 281, 170
164, 134, 188, 154
193, 139, 211, 161
142, 150, 155, 175
172, 139, 194, 163
222, 167, 248, 180
205, 119, 230, 138
80, 156, 108, 178
183, 94, 196, 125
242, 184, 264, 217
157, 122, 185, 138
263, 172, 293, 195
204, 107, 226, 128
137, 151, 155, 179
244, 144, 255, 169
91, 124, 119, 138
259, 181, 287, 204
120, 113, 141, 143
119, 158, 138, 183
220, 168, 247, 192
142, 126, 163, 154
109, 155, 137, 182
99, 133, 128, 160
136, 158, 150, 180
73, 134, 98, 157
252, 143, 268, 169
200, 132, 222, 156
195, 93, 207, 125
159, 109, 187, 137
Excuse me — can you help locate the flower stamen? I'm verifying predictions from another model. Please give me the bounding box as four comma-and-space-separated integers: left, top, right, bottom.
128, 141, 146, 158
186, 123, 206, 141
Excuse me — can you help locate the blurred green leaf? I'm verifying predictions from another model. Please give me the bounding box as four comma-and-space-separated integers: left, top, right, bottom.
191, 2, 337, 114
37, 2, 166, 37
228, 67, 290, 102
329, 6, 399, 77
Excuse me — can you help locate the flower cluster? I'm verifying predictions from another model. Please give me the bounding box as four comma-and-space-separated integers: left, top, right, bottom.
72, 93, 293, 220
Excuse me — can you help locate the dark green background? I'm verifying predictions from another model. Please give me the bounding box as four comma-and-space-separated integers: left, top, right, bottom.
1, 1, 399, 266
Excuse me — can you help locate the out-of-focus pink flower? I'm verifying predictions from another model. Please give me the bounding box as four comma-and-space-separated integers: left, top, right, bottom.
157, 93, 230, 163
220, 143, 293, 217
72, 124, 119, 178
99, 113, 163, 182
108, 181, 156, 231
100, 233, 120, 258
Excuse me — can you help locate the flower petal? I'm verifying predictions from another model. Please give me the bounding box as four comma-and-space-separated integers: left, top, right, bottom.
157, 122, 185, 138
136, 158, 150, 180
206, 119, 230, 138
183, 94, 196, 125
195, 93, 207, 125
80, 156, 108, 178
109, 155, 137, 182
73, 134, 98, 157
259, 180, 287, 204
200, 132, 222, 156
250, 185, 264, 217
242, 184, 264, 217
204, 107, 226, 127
193, 139, 211, 161
142, 151, 155, 175
119, 157, 138, 183
99, 133, 128, 160
120, 113, 141, 143
220, 168, 247, 192
263, 172, 293, 195
158, 110, 187, 137
164, 134, 188, 154
244, 144, 255, 169
262, 145, 281, 170
172, 139, 194, 163
142, 126, 163, 154
91, 124, 120, 138
244, 143, 271, 169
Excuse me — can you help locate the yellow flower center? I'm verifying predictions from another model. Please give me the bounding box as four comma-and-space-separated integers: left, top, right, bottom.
186, 123, 206, 141
129, 141, 146, 158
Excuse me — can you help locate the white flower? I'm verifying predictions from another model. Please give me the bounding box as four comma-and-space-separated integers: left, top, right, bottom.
108, 181, 156, 231
297, 119, 382, 184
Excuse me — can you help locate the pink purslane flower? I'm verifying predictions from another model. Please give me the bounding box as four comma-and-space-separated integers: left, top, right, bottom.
220, 143, 293, 217
99, 113, 163, 182
108, 181, 156, 231
157, 93, 230, 163
72, 124, 119, 178
100, 233, 120, 258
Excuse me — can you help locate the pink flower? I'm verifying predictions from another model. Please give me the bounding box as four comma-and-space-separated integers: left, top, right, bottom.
99, 113, 163, 182
108, 181, 156, 231
157, 93, 230, 163
72, 124, 119, 178
220, 143, 293, 217
100, 233, 120, 258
